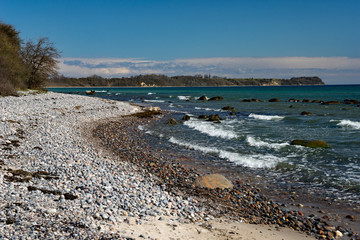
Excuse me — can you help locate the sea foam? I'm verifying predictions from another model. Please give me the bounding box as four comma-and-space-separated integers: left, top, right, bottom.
331, 120, 360, 130
249, 113, 284, 121
143, 99, 165, 103
194, 106, 221, 111
246, 136, 289, 150
177, 96, 190, 100
169, 137, 284, 168
183, 119, 237, 139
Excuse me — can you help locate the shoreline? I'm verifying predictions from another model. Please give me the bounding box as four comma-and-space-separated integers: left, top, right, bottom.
93, 111, 358, 239
0, 92, 351, 239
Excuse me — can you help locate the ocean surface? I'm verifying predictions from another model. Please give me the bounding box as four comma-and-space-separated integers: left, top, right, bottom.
49, 85, 360, 205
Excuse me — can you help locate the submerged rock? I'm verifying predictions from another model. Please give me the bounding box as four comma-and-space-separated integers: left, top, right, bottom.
290, 140, 329, 148
198, 96, 207, 101
242, 99, 261, 102
269, 98, 280, 102
301, 111, 312, 116
167, 118, 178, 125
344, 99, 359, 104
322, 101, 340, 105
208, 96, 224, 101
194, 174, 233, 189
221, 106, 236, 112
198, 115, 209, 119
182, 115, 191, 121
207, 114, 221, 123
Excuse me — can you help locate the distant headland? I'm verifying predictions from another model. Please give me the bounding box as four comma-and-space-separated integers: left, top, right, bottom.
46, 74, 324, 87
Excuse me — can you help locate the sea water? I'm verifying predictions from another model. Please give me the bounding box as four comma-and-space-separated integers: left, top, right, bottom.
49, 85, 360, 204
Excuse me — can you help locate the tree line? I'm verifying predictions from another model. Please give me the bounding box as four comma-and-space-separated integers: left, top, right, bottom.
47, 74, 324, 87
0, 21, 60, 96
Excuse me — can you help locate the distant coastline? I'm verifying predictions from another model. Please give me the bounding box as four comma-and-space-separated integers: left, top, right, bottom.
46, 75, 325, 87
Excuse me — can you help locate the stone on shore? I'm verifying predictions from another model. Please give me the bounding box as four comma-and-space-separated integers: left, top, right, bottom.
194, 174, 233, 189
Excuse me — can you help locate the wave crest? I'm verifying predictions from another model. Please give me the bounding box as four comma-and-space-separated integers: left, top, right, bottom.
331, 119, 360, 130
249, 113, 284, 121
169, 137, 285, 168
184, 119, 237, 139
246, 136, 289, 149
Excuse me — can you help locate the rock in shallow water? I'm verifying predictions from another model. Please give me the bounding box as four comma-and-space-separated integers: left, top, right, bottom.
194, 174, 233, 189
290, 140, 329, 148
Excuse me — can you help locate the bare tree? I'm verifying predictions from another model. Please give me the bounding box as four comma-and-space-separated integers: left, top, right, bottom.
22, 37, 60, 88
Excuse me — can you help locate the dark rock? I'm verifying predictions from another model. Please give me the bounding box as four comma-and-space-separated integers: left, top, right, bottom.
208, 96, 224, 101
312, 100, 322, 103
322, 101, 340, 105
182, 115, 191, 121
222, 106, 236, 111
289, 105, 294, 108
230, 112, 236, 116
301, 111, 312, 116
167, 118, 178, 125
302, 99, 311, 103
290, 140, 329, 148
269, 98, 280, 102
198, 115, 208, 119
131, 110, 162, 118
242, 99, 261, 102
198, 96, 207, 101
345, 215, 355, 220
208, 114, 221, 123
85, 90, 95, 95
344, 99, 359, 104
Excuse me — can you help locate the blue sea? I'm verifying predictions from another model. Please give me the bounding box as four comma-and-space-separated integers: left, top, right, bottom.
49, 85, 360, 205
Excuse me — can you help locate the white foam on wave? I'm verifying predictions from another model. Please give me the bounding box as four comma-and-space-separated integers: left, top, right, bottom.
143, 99, 165, 103
183, 119, 237, 139
249, 113, 284, 121
194, 107, 221, 111
138, 125, 144, 131
330, 119, 360, 130
177, 96, 190, 100
246, 136, 289, 150
169, 137, 284, 168
147, 92, 155, 95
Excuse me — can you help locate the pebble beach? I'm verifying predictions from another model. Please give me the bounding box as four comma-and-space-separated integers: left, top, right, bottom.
0, 91, 352, 239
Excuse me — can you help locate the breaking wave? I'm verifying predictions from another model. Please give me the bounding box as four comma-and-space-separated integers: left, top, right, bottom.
246, 136, 289, 150
169, 137, 285, 168
249, 113, 284, 121
183, 119, 237, 139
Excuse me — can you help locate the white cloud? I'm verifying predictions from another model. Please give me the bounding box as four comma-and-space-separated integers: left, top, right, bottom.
58, 57, 360, 84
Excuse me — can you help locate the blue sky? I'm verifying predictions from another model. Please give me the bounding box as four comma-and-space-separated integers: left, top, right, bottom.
1, 0, 360, 84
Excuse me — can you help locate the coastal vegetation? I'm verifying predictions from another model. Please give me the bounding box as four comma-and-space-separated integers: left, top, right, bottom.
47, 74, 324, 87
0, 21, 59, 96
